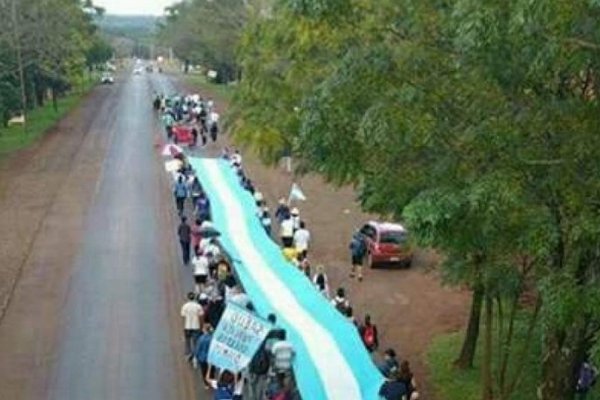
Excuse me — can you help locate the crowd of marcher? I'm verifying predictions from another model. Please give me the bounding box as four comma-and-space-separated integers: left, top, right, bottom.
164, 138, 301, 399
155, 92, 220, 146
157, 94, 420, 399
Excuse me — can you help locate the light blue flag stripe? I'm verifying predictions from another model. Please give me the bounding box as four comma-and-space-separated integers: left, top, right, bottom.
189, 157, 383, 400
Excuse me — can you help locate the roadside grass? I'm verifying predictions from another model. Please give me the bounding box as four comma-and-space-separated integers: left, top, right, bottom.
182, 74, 235, 103
0, 79, 97, 156
427, 312, 542, 400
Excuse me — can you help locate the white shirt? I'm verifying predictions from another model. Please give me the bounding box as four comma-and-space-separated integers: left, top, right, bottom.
180, 301, 203, 330
205, 242, 221, 258
231, 153, 242, 166
271, 340, 294, 371
199, 238, 211, 253
293, 228, 311, 251
234, 374, 245, 395
193, 255, 209, 276
209, 111, 220, 124
313, 273, 330, 298
280, 219, 294, 238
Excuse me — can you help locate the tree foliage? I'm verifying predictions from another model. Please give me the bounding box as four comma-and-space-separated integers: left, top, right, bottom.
158, 0, 252, 82
0, 0, 111, 126
231, 0, 600, 398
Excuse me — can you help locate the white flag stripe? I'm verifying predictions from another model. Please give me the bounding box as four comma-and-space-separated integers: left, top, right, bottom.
202, 160, 361, 399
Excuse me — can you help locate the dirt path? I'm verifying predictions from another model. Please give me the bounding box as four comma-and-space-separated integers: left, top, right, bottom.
177, 73, 470, 398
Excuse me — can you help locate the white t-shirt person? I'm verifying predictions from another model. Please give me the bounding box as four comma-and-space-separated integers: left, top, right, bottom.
209, 111, 220, 125
293, 227, 311, 253
280, 218, 294, 239
271, 340, 295, 372
181, 298, 204, 330
193, 255, 209, 277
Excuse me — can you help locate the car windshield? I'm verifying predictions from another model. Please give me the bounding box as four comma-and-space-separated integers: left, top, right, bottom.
379, 231, 407, 244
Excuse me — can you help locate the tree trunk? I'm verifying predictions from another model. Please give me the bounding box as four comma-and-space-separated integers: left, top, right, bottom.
454, 283, 484, 369
539, 325, 589, 400
482, 293, 494, 400
51, 87, 58, 112
498, 294, 518, 396
539, 331, 575, 400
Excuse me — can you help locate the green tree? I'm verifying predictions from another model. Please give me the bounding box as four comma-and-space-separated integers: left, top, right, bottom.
159, 0, 251, 82
232, 1, 600, 399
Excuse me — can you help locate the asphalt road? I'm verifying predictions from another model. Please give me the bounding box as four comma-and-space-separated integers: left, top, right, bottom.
0, 70, 197, 399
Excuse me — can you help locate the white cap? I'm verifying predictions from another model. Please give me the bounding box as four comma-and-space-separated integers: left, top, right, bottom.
291, 207, 300, 215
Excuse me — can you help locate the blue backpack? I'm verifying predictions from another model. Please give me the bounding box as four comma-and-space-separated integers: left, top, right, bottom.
214, 384, 233, 400
175, 181, 187, 198
577, 363, 597, 392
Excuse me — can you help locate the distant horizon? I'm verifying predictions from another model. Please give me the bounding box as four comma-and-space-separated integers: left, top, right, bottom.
101, 13, 161, 17
94, 0, 176, 16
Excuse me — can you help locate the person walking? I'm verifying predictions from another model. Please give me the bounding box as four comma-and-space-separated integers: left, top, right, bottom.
349, 230, 367, 281
275, 199, 290, 223
191, 218, 203, 255
332, 287, 350, 315
260, 207, 272, 236
193, 250, 210, 293
290, 208, 301, 232
162, 110, 175, 139
210, 122, 219, 142
279, 214, 294, 248
173, 175, 188, 215
270, 330, 295, 375
189, 176, 203, 207
178, 216, 192, 265
293, 221, 311, 258
398, 360, 420, 400
312, 265, 330, 298
195, 191, 211, 222
378, 370, 408, 400
206, 367, 236, 400
379, 349, 400, 378
359, 314, 379, 353
181, 292, 204, 362
195, 323, 214, 388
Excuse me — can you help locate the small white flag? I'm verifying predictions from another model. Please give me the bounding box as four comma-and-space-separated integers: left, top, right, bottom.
289, 182, 306, 201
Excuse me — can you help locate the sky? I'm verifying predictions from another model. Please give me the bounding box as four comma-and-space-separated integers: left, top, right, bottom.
95, 0, 177, 15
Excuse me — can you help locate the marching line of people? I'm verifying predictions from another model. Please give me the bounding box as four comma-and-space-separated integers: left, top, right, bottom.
157, 94, 420, 399
219, 147, 421, 400
167, 148, 300, 399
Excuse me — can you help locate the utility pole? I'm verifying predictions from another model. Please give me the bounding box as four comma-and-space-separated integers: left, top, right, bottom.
11, 0, 27, 133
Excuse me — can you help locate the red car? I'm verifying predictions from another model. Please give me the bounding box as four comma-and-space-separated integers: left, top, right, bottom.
359, 221, 413, 268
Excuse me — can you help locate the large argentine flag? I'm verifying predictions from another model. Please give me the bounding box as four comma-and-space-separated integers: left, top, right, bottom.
189, 157, 384, 400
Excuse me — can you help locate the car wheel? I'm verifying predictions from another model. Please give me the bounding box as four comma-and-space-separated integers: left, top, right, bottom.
403, 258, 412, 269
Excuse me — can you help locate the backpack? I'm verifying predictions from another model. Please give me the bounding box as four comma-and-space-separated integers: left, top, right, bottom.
175, 182, 187, 198
272, 391, 290, 400
334, 298, 348, 314
250, 345, 271, 375
577, 363, 597, 392
350, 236, 365, 257
214, 384, 234, 400
363, 325, 375, 347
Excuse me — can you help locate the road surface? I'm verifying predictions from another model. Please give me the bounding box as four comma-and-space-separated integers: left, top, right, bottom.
0, 71, 197, 399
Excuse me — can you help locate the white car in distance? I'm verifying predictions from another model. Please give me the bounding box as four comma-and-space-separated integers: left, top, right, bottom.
101, 73, 114, 84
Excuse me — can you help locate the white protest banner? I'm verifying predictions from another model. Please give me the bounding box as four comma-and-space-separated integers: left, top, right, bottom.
207, 301, 271, 373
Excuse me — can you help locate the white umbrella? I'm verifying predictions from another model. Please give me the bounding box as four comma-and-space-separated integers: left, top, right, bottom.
161, 143, 183, 157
